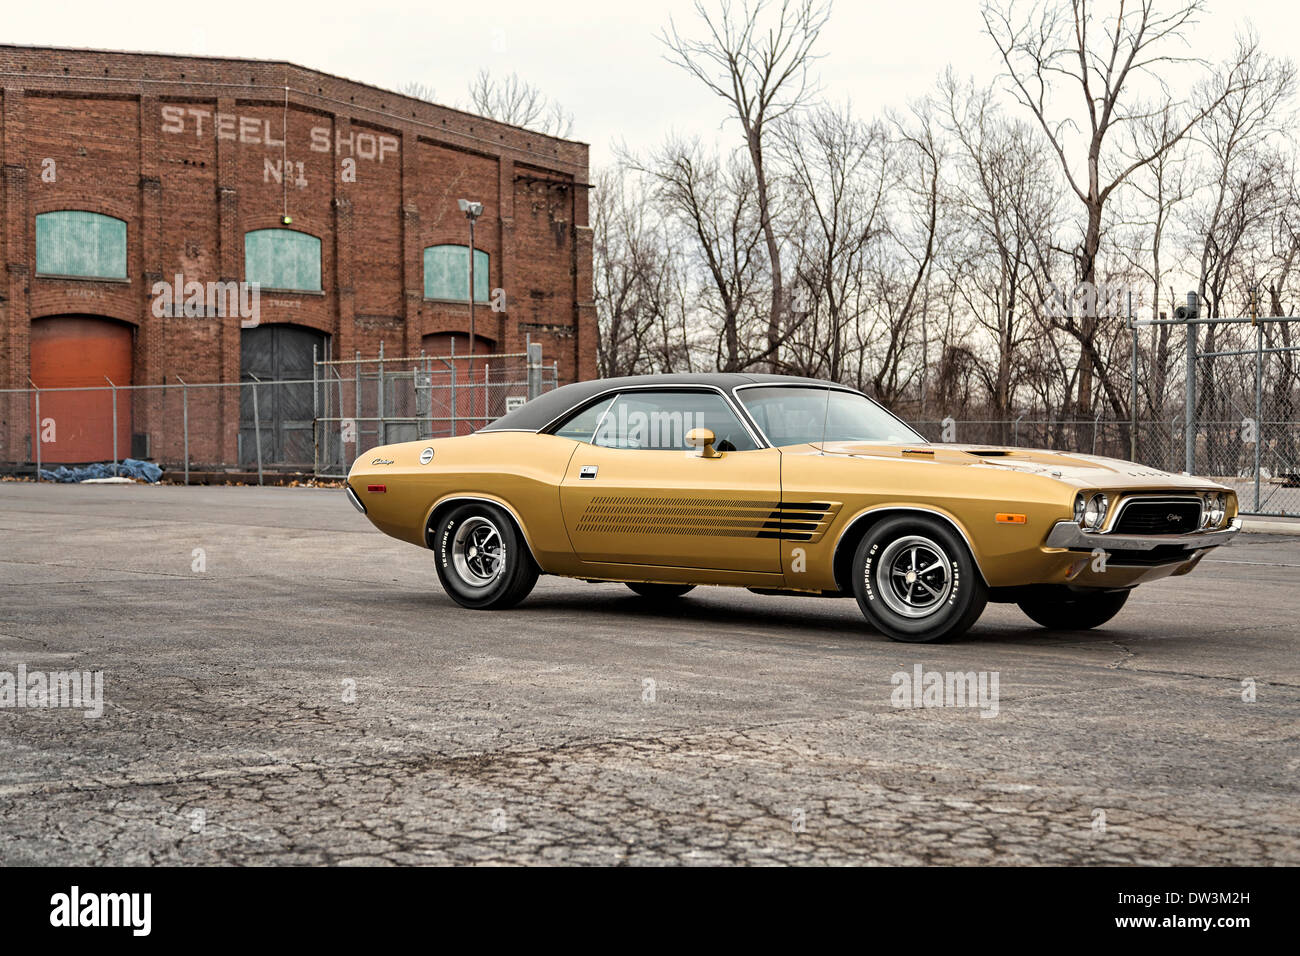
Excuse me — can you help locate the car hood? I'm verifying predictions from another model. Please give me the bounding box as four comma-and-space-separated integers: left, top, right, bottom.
811, 441, 1227, 492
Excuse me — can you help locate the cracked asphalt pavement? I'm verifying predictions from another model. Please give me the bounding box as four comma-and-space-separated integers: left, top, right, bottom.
1, 482, 1297, 865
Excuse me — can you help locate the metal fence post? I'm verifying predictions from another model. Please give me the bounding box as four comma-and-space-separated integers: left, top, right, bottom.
177, 376, 190, 485
312, 344, 320, 477
105, 376, 119, 472
1255, 315, 1264, 512
1185, 318, 1196, 474
527, 341, 542, 400
377, 340, 386, 446
450, 337, 458, 437
423, 352, 433, 438
1171, 416, 1178, 474
1129, 291, 1138, 462
33, 385, 41, 482
249, 375, 264, 487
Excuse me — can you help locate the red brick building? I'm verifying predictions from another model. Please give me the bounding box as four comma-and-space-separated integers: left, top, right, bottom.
0, 44, 594, 468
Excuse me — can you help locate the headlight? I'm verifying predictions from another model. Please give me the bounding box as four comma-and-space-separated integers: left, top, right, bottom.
1073, 493, 1087, 525
1202, 492, 1225, 529
1083, 493, 1109, 531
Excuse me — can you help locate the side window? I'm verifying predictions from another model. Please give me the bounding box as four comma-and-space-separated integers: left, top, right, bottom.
593, 390, 758, 452
552, 396, 615, 443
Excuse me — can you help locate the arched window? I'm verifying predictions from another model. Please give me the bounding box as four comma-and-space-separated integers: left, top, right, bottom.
424, 245, 489, 302
35, 211, 127, 279
244, 229, 322, 292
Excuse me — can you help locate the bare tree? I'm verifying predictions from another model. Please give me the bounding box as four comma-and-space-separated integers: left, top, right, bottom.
398, 81, 437, 103
640, 138, 769, 371
466, 69, 575, 137
1192, 33, 1296, 318
776, 104, 891, 380
663, 0, 831, 371
593, 168, 692, 376
938, 72, 1060, 438
863, 101, 945, 407
1115, 104, 1194, 422
982, 0, 1252, 416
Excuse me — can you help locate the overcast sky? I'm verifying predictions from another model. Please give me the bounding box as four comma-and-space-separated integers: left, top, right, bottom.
6, 1, 1295, 169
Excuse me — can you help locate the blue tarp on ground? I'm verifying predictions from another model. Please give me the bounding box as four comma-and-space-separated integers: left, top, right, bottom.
39, 458, 163, 483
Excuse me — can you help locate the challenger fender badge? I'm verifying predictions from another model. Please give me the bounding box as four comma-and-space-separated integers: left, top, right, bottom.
371, 458, 394, 465
420, 447, 435, 465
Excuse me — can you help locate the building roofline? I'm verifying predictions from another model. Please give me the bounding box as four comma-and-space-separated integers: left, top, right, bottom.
0, 43, 590, 149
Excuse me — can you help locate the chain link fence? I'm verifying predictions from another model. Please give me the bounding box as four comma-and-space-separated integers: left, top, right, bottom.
1, 345, 558, 484
910, 416, 1300, 517
1185, 326, 1300, 518
903, 310, 1300, 517
4, 328, 1297, 513
313, 348, 558, 477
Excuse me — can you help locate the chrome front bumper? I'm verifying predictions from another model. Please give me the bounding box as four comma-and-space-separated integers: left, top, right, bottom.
1045, 517, 1242, 552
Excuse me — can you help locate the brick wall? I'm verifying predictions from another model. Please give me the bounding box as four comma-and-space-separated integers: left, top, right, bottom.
0, 44, 595, 464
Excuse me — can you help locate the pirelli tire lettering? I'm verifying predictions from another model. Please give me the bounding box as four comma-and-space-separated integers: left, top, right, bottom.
862, 544, 961, 609
853, 516, 987, 644
431, 503, 536, 611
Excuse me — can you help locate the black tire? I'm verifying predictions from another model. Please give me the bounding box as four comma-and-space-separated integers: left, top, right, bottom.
625, 582, 695, 599
1017, 587, 1130, 630
431, 502, 538, 610
852, 515, 987, 643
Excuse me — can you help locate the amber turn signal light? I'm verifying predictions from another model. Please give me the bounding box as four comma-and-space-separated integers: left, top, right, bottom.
995, 513, 1027, 524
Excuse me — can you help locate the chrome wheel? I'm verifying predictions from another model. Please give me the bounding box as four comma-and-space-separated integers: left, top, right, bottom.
451, 516, 505, 588
876, 534, 952, 619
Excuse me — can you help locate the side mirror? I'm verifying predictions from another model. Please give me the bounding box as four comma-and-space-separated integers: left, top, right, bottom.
686, 427, 720, 458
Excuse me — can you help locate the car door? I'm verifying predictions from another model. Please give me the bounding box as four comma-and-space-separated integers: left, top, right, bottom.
558, 388, 782, 573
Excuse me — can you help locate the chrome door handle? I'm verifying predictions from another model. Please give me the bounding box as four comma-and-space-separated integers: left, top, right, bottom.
579, 465, 598, 479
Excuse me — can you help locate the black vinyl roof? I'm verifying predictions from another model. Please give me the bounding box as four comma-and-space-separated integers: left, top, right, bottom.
480, 372, 845, 433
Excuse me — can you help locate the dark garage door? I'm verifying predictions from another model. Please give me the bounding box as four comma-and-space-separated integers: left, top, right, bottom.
240, 324, 327, 467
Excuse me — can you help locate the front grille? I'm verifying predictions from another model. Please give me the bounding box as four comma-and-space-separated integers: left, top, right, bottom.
1112, 498, 1201, 535
1104, 545, 1201, 565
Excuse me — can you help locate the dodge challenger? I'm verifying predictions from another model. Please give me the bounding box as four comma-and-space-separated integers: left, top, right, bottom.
346, 374, 1241, 642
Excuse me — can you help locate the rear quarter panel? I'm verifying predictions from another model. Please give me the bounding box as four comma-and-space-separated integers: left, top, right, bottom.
348, 432, 580, 567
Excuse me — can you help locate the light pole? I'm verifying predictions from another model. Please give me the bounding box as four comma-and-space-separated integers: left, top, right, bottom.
457, 199, 483, 434
457, 199, 483, 370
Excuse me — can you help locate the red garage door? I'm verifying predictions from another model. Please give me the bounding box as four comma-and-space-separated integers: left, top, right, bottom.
30, 316, 133, 464
421, 333, 497, 436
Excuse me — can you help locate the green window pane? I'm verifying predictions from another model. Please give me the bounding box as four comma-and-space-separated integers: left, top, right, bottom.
424, 245, 489, 301
244, 229, 322, 292
35, 211, 127, 279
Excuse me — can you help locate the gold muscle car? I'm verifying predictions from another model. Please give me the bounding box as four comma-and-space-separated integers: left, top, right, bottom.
345, 374, 1241, 642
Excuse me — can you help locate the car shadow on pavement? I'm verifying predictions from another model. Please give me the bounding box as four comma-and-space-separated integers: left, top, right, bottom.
366, 583, 1168, 650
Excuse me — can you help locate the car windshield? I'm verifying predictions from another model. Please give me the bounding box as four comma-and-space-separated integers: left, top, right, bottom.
738, 386, 924, 447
